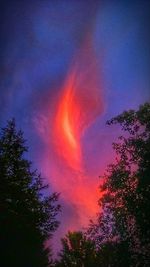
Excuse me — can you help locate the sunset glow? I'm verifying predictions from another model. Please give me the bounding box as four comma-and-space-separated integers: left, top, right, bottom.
55, 72, 82, 170
1, 1, 149, 255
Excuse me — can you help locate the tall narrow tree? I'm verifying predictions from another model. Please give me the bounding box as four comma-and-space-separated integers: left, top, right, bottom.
0, 119, 60, 267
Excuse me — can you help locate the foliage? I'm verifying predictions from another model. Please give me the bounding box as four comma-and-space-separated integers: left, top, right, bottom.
88, 102, 150, 266
0, 119, 61, 267
55, 231, 99, 267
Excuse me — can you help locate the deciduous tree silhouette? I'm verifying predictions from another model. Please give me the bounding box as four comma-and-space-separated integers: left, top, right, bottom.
88, 102, 150, 266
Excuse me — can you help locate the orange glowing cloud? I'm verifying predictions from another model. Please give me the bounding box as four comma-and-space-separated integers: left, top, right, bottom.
54, 35, 103, 171
54, 72, 82, 170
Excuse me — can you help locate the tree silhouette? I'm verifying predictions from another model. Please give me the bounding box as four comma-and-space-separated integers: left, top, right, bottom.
89, 102, 150, 266
0, 119, 60, 267
55, 231, 99, 267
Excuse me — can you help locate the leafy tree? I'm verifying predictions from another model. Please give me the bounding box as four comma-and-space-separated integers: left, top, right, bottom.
55, 231, 99, 267
95, 241, 131, 267
0, 119, 61, 267
55, 231, 129, 267
89, 102, 150, 266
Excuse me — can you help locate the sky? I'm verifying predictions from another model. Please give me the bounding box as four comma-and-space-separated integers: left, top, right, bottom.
0, 0, 150, 254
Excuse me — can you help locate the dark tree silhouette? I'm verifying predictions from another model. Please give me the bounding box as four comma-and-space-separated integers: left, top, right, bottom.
55, 231, 99, 267
88, 102, 150, 267
55, 231, 130, 267
0, 119, 60, 267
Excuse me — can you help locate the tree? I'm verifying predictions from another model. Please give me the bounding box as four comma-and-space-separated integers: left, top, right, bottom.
55, 231, 99, 267
0, 119, 61, 267
89, 102, 150, 266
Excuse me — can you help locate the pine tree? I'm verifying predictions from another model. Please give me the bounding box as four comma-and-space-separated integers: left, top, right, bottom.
0, 119, 60, 267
